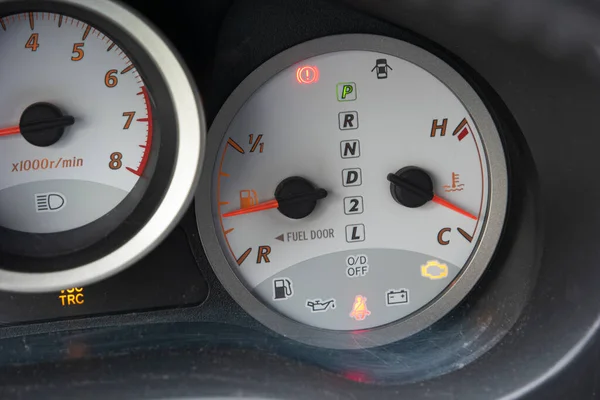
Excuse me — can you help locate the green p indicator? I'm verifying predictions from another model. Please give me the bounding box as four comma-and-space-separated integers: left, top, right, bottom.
337, 82, 357, 102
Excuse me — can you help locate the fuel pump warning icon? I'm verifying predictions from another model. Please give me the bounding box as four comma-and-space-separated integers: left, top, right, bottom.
273, 278, 293, 300
239, 189, 258, 209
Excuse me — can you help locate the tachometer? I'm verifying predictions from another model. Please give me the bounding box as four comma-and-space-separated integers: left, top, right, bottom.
0, 0, 204, 292
198, 35, 507, 348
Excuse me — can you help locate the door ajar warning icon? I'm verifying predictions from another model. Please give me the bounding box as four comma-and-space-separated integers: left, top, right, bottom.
371, 58, 392, 79
349, 295, 371, 321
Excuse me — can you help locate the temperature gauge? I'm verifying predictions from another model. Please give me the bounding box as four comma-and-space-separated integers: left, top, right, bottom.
197, 34, 507, 348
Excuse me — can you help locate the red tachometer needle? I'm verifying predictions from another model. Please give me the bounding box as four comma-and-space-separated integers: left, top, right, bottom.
0, 108, 75, 140
0, 126, 20, 136
432, 194, 477, 220
222, 199, 279, 217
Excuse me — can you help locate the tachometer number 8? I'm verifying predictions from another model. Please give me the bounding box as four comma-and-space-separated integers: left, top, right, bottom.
109, 152, 123, 170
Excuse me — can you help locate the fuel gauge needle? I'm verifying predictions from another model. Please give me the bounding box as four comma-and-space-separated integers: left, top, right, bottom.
0, 126, 21, 136
223, 187, 328, 218
223, 199, 279, 217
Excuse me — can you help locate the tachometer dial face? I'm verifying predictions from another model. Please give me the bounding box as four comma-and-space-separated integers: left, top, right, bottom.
0, 0, 204, 293
0, 12, 152, 235
198, 35, 507, 348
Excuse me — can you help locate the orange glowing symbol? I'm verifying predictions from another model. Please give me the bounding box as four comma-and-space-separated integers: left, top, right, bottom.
296, 65, 319, 84
349, 295, 371, 321
239, 189, 258, 209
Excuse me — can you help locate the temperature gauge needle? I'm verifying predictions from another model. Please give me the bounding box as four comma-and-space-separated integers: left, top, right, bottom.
223, 187, 328, 218
431, 194, 477, 220
387, 169, 478, 220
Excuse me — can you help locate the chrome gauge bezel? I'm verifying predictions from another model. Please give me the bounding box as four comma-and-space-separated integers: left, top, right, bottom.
0, 0, 205, 292
198, 34, 507, 349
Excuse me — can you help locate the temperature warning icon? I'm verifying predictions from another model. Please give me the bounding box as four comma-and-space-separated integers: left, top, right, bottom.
443, 172, 465, 192
349, 295, 371, 321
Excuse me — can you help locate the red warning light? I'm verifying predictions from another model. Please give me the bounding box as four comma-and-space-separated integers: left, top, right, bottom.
296, 65, 319, 84
349, 295, 371, 321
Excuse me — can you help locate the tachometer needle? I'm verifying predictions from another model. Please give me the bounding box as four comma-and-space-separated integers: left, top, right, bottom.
0, 112, 75, 138
223, 187, 328, 218
387, 169, 477, 220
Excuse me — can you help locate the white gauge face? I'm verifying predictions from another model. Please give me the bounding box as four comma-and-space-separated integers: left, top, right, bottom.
0, 12, 151, 234
201, 35, 507, 340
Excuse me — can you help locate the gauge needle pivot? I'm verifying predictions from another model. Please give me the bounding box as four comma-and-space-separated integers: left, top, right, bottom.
0, 115, 75, 137
387, 168, 477, 220
223, 187, 328, 218
0, 103, 75, 148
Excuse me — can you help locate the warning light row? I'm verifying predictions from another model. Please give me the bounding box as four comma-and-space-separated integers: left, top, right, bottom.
271, 260, 449, 321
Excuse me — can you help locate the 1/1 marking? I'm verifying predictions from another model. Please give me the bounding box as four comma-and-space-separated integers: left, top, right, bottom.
248, 134, 264, 153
